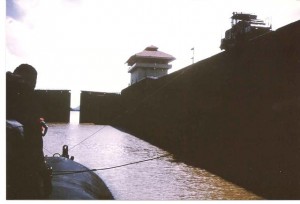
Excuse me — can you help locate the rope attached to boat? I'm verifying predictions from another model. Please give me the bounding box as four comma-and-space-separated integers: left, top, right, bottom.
43, 69, 187, 175
64, 69, 187, 153
51, 153, 171, 176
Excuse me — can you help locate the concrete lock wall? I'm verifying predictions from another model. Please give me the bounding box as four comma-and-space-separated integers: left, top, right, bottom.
34, 90, 71, 123
113, 20, 300, 199
80, 91, 121, 124
76, 21, 299, 199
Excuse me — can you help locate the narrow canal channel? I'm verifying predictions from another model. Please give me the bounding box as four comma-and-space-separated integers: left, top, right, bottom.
43, 111, 261, 200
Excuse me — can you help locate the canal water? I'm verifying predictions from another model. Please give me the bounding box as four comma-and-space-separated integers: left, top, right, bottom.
43, 111, 261, 200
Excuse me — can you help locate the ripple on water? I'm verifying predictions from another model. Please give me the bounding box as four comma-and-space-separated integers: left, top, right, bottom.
44, 119, 261, 200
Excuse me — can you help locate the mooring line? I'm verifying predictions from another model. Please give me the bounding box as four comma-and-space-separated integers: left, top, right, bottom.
52, 153, 172, 176
65, 69, 187, 152
43, 147, 53, 155
43, 69, 187, 156
68, 125, 107, 151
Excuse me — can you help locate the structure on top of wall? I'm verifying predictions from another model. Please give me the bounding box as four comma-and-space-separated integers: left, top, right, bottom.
126, 45, 175, 85
220, 12, 272, 50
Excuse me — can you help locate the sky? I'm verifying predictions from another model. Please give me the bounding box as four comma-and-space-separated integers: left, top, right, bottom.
4, 0, 300, 107
2, 1, 299, 199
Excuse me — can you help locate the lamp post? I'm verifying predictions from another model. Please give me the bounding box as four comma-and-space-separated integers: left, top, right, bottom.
191, 47, 194, 64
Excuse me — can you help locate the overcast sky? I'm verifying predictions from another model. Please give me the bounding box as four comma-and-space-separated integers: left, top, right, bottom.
5, 0, 300, 106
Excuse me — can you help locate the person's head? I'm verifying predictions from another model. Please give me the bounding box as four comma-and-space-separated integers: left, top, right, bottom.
13, 64, 37, 91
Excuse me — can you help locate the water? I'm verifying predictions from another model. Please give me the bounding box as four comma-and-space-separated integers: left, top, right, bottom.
43, 111, 261, 200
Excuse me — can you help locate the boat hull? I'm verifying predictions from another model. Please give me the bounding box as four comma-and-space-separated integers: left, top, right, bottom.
45, 157, 113, 200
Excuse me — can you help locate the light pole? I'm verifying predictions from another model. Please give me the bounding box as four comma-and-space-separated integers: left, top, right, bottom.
191, 47, 194, 64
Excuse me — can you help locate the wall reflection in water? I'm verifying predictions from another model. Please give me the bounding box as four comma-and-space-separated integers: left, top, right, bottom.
43, 111, 261, 200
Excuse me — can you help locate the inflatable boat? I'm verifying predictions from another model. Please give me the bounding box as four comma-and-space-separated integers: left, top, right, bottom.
6, 120, 114, 200
45, 147, 114, 200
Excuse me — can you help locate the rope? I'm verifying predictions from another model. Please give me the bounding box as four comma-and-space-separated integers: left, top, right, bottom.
52, 153, 171, 176
68, 125, 107, 151
43, 147, 53, 155
42, 69, 187, 156
66, 69, 187, 152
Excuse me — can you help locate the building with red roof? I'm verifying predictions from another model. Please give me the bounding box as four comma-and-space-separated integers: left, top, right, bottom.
126, 45, 175, 85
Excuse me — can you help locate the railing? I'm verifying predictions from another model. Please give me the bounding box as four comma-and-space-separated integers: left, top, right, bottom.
128, 63, 172, 72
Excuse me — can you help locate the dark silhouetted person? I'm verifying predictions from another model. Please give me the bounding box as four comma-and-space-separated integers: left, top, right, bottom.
6, 64, 51, 199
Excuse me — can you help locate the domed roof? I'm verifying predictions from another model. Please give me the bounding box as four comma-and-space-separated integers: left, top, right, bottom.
126, 45, 175, 66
